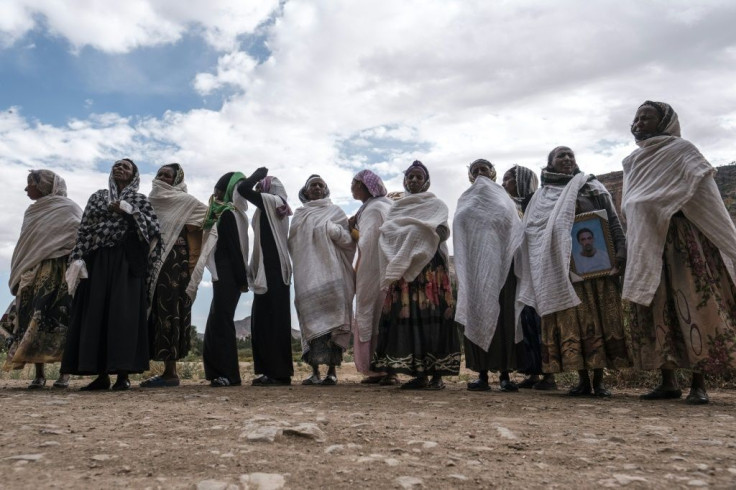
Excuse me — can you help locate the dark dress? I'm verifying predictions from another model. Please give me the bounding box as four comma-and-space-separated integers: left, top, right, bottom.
148, 228, 192, 361
237, 179, 294, 380
371, 251, 461, 376
464, 271, 527, 373
61, 229, 150, 375
202, 210, 247, 385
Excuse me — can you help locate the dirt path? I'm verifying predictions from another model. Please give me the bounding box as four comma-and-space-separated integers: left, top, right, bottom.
1, 365, 735, 489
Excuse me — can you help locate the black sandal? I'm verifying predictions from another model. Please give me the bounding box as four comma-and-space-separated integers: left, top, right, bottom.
640, 386, 682, 400
400, 377, 428, 390
112, 378, 131, 391
568, 384, 592, 396
427, 378, 445, 390
80, 375, 111, 391
685, 387, 709, 405
210, 377, 231, 387
467, 379, 491, 392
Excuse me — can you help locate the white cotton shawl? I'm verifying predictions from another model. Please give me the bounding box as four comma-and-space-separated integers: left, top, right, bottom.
10, 194, 82, 295
622, 135, 736, 305
148, 178, 207, 297
186, 192, 249, 301
379, 192, 449, 290
454, 177, 524, 350
354, 197, 392, 342
288, 199, 356, 350
515, 172, 592, 318
249, 186, 292, 294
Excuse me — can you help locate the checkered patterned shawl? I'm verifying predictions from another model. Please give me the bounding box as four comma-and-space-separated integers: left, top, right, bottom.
70, 168, 161, 289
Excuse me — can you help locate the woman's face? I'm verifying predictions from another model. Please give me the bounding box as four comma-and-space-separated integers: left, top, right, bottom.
25, 174, 43, 200
155, 166, 176, 186
502, 169, 517, 197
112, 159, 135, 186
351, 179, 371, 202
550, 147, 576, 175
404, 168, 427, 194
213, 187, 225, 201
631, 106, 661, 139
471, 163, 494, 182
306, 179, 327, 201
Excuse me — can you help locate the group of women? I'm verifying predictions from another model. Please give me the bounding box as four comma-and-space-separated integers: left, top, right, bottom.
4, 100, 736, 404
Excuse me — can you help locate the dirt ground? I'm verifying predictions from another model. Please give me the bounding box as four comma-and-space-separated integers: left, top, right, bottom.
1, 363, 735, 489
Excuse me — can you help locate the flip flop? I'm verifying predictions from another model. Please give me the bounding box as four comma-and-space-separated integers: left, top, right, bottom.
302, 374, 321, 385
320, 375, 337, 386
28, 377, 46, 390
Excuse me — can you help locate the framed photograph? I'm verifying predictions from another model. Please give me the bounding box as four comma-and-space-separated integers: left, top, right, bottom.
569, 210, 617, 282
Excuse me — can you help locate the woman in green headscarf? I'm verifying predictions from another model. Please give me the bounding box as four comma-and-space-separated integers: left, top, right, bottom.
194, 172, 249, 387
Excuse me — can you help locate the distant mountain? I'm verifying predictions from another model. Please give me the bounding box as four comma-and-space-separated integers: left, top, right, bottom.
234, 316, 251, 339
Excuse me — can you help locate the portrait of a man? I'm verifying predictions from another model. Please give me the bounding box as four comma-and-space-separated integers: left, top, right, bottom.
572, 227, 611, 274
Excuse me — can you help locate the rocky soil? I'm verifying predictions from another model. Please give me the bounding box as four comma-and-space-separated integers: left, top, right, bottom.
1, 364, 735, 489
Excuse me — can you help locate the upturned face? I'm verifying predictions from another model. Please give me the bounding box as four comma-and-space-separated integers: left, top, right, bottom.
551, 147, 576, 175
306, 179, 327, 201
155, 166, 176, 186
112, 159, 135, 186
213, 187, 225, 201
404, 168, 427, 194
502, 169, 518, 197
631, 106, 661, 140
25, 174, 43, 200
471, 163, 495, 182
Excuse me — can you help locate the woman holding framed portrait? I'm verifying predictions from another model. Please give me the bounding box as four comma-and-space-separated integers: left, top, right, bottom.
516, 147, 631, 397
623, 101, 736, 404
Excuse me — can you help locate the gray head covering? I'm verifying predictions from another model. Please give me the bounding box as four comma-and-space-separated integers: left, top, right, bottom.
403, 160, 431, 193
298, 174, 330, 203
29, 169, 68, 197
633, 100, 681, 140
513, 165, 539, 200
468, 159, 497, 183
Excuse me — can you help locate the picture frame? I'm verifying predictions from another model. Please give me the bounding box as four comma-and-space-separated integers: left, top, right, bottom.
569, 210, 618, 282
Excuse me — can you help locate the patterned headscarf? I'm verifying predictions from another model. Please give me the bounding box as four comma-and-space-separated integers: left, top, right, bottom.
512, 165, 539, 201
633, 100, 681, 141
204, 171, 246, 230
468, 159, 497, 183
108, 158, 140, 204
403, 160, 431, 193
353, 170, 388, 197
298, 174, 331, 203
29, 169, 68, 197
259, 176, 292, 218
162, 163, 185, 187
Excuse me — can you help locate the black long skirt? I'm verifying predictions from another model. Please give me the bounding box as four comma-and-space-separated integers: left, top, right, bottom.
203, 265, 242, 385
371, 252, 461, 377
61, 242, 149, 375
464, 272, 527, 373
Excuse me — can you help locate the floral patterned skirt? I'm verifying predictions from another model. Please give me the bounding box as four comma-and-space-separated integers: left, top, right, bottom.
626, 215, 736, 373
541, 276, 631, 373
149, 230, 192, 362
371, 252, 461, 376
3, 256, 71, 370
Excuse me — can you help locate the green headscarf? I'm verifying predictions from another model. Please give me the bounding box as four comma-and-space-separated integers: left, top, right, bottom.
203, 171, 245, 230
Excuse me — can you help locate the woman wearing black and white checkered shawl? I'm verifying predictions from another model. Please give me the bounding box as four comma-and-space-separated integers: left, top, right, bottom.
61, 159, 161, 391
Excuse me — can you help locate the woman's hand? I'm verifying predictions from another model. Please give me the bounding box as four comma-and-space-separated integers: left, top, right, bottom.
348, 215, 357, 231
109, 201, 123, 214
250, 167, 268, 182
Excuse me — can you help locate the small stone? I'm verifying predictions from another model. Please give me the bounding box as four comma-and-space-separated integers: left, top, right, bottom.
623, 464, 638, 470
384, 458, 400, 467
324, 444, 344, 454
448, 474, 468, 481
695, 464, 708, 471
728, 468, 736, 475
5, 454, 43, 462
687, 480, 708, 487
197, 480, 229, 490
407, 440, 438, 450
240, 472, 286, 489
283, 423, 326, 442
316, 416, 328, 425
91, 455, 112, 461
38, 441, 60, 447
242, 426, 282, 443
613, 474, 648, 485
395, 476, 423, 488
609, 437, 626, 444
496, 427, 517, 440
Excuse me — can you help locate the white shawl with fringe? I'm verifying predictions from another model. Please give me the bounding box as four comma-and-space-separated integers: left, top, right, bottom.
515, 172, 591, 317
622, 135, 736, 305
249, 189, 292, 294
148, 179, 207, 296
379, 192, 449, 290
10, 195, 82, 294
454, 177, 523, 350
186, 192, 249, 301
354, 197, 392, 343
288, 199, 355, 350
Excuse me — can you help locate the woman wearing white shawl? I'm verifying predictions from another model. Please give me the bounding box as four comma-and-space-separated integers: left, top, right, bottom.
2, 170, 82, 388
516, 147, 630, 397
289, 175, 355, 386
455, 159, 525, 392
198, 172, 249, 388
371, 161, 460, 390
624, 101, 736, 405
237, 167, 294, 386
347, 170, 394, 385
141, 164, 207, 388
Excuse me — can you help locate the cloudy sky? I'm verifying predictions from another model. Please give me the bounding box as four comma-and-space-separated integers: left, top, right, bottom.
1, 0, 735, 330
